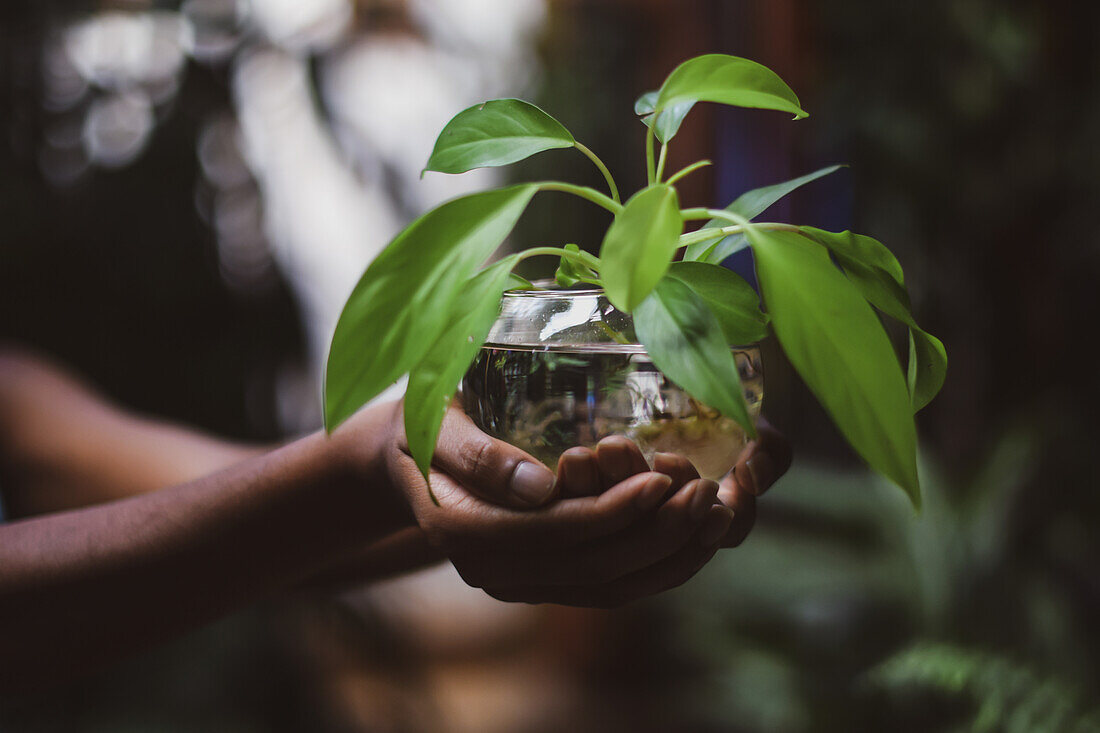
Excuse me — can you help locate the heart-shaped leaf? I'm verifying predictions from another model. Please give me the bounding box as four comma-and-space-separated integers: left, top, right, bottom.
655, 54, 808, 120
424, 99, 575, 175
324, 185, 537, 431
405, 256, 517, 481
667, 261, 769, 345
600, 184, 683, 312
685, 166, 844, 263
635, 91, 696, 144
801, 227, 947, 412
635, 277, 755, 437
749, 228, 919, 506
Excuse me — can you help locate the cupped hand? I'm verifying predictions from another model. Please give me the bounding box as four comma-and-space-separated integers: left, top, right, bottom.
555, 418, 792, 547
714, 418, 792, 546
370, 404, 735, 608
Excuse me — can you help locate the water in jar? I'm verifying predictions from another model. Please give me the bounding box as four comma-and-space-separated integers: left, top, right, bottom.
461, 345, 763, 480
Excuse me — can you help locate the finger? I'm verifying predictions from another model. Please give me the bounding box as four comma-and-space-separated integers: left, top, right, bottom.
454, 478, 719, 589
556, 477, 720, 583
484, 505, 732, 608
717, 474, 757, 548
732, 418, 792, 497
595, 436, 650, 488
652, 452, 700, 492
419, 468, 675, 550
420, 406, 558, 509
557, 447, 602, 498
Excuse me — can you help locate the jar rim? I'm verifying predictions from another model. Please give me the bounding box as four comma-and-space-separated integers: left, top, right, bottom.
502, 278, 603, 298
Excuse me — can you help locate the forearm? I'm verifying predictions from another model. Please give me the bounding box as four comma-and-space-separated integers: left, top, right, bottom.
301, 527, 445, 591
0, 430, 412, 692
0, 348, 263, 515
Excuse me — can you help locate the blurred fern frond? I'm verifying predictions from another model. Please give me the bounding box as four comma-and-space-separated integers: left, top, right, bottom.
868, 642, 1100, 733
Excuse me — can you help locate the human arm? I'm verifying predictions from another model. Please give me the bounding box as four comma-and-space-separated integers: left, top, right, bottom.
0, 349, 262, 515
0, 345, 786, 691
0, 393, 730, 692
0, 415, 408, 692
0, 348, 785, 592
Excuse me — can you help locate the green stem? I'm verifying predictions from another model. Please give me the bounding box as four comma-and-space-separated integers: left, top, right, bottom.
536, 182, 623, 215
665, 159, 712, 185
514, 246, 602, 271
680, 207, 718, 222
677, 222, 800, 248
655, 143, 668, 182
574, 142, 620, 204
701, 208, 752, 227
645, 125, 656, 184
595, 321, 632, 345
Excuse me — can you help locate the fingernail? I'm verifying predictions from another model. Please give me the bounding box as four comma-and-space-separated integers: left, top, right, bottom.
690, 479, 720, 521
700, 507, 735, 547
746, 453, 776, 496
637, 473, 673, 512
510, 462, 556, 506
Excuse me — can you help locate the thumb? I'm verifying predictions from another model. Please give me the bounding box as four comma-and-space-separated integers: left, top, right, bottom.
428, 406, 558, 509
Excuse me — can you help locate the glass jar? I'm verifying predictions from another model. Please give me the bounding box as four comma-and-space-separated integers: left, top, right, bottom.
461, 285, 763, 480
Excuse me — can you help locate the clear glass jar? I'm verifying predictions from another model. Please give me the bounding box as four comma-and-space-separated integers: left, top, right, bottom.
461, 285, 763, 480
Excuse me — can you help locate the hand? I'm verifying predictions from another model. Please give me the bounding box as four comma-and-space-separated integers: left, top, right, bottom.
331, 402, 735, 607
554, 418, 792, 547
715, 418, 792, 546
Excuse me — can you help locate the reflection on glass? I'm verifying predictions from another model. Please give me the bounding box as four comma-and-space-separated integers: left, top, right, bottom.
462, 287, 764, 479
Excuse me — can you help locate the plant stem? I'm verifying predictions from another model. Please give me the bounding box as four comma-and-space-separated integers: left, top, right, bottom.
536, 182, 623, 215
655, 143, 668, 182
677, 222, 800, 248
680, 207, 718, 221
665, 160, 712, 185
701, 208, 752, 227
595, 321, 632, 345
513, 246, 602, 271
574, 142, 620, 204
645, 125, 656, 184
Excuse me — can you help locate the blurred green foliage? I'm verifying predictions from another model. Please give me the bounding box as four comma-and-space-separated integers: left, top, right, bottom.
869, 643, 1100, 733
658, 422, 1097, 731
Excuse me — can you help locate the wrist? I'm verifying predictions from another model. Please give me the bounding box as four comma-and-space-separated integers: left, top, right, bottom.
323, 401, 415, 534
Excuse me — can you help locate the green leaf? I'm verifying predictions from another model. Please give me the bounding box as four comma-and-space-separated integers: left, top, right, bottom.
684, 166, 844, 263
655, 54, 808, 120
800, 227, 904, 286
684, 231, 750, 265
324, 185, 537, 431
667, 261, 769, 345
749, 228, 919, 505
635, 277, 755, 437
405, 257, 517, 481
555, 243, 598, 288
424, 99, 575, 175
724, 165, 845, 222
599, 184, 683, 312
801, 227, 947, 412
506, 272, 536, 290
908, 328, 948, 413
635, 90, 696, 144
634, 92, 658, 116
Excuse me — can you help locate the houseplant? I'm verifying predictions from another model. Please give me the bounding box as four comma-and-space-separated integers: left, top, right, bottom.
323, 54, 946, 508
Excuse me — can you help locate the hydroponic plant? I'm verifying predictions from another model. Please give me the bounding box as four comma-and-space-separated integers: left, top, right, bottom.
323, 54, 946, 508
